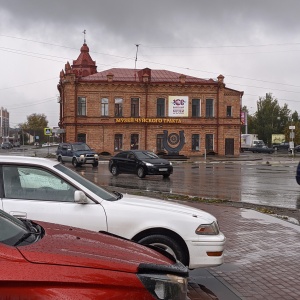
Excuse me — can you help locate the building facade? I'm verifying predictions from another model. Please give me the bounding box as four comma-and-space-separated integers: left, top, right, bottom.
57, 43, 243, 157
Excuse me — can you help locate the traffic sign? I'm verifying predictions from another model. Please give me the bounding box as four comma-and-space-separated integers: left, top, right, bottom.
44, 128, 52, 135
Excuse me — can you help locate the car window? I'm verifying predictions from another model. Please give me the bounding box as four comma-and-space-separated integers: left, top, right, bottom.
72, 143, 91, 151
135, 151, 159, 159
54, 164, 118, 201
3, 165, 77, 202
116, 152, 128, 159
128, 153, 135, 160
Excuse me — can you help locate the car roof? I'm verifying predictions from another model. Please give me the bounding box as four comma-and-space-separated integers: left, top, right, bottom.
0, 156, 58, 167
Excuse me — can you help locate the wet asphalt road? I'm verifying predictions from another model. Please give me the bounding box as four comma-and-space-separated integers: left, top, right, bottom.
2, 147, 299, 208
76, 156, 300, 210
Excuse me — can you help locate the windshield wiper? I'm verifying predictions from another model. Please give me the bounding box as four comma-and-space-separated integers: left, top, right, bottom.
14, 232, 34, 246
14, 220, 41, 246
112, 191, 123, 200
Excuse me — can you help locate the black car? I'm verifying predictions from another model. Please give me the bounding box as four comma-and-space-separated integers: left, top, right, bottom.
273, 142, 290, 152
296, 162, 300, 185
289, 145, 300, 153
109, 150, 173, 178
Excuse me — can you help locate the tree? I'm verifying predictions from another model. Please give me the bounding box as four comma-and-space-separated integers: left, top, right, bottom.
252, 93, 291, 146
19, 113, 49, 144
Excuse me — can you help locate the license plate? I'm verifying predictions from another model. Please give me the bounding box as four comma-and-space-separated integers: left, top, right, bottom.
159, 168, 168, 171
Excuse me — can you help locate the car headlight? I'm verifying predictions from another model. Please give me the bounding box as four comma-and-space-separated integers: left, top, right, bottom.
144, 161, 154, 167
169, 162, 172, 166
138, 273, 187, 300
94, 154, 99, 158
195, 221, 220, 235
79, 154, 85, 159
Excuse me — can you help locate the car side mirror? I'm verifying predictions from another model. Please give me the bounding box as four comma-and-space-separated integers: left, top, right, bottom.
74, 191, 88, 204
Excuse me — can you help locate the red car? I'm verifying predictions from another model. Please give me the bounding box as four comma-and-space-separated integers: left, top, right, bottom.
0, 209, 188, 299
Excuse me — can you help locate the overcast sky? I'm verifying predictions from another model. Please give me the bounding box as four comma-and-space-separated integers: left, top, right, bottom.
1, 0, 300, 128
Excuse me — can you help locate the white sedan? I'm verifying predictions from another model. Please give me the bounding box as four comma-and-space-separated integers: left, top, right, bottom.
0, 156, 226, 269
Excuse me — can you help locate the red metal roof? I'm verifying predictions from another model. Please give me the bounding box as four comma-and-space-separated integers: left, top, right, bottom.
80, 68, 216, 84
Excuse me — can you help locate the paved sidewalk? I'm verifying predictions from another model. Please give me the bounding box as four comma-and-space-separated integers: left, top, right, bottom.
186, 202, 300, 300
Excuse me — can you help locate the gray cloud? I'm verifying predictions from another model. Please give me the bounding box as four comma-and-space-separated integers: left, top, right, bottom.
0, 0, 299, 126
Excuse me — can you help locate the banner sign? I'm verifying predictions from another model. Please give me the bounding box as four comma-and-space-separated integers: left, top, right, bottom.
168, 96, 188, 117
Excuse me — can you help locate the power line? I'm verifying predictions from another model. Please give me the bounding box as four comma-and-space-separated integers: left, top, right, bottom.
2, 35, 300, 90
0, 78, 57, 91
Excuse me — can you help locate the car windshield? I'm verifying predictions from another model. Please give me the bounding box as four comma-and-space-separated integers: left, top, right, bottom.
54, 164, 119, 201
134, 151, 159, 159
72, 144, 91, 151
0, 209, 28, 246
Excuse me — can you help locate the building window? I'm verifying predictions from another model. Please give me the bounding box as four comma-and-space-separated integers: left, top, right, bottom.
192, 99, 200, 117
206, 99, 214, 117
101, 98, 109, 116
192, 134, 200, 151
131, 98, 139, 117
205, 134, 214, 151
157, 98, 165, 117
77, 97, 86, 116
226, 106, 232, 117
130, 134, 139, 150
114, 134, 123, 151
115, 98, 123, 117
77, 133, 86, 143
156, 134, 164, 152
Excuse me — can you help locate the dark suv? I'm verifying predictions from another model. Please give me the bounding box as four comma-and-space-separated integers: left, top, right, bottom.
56, 142, 99, 167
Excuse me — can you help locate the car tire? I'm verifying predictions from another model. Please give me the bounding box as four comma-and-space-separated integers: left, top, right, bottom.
137, 167, 146, 178
57, 156, 63, 163
163, 173, 170, 178
92, 161, 99, 167
111, 165, 119, 176
72, 158, 80, 167
138, 235, 188, 266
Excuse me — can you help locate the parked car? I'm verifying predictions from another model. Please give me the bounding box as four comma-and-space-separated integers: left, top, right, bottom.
289, 145, 300, 153
109, 150, 173, 178
56, 142, 99, 167
296, 162, 300, 185
250, 146, 274, 154
13, 141, 20, 147
273, 142, 290, 152
0, 209, 188, 299
0, 156, 225, 269
1, 142, 13, 149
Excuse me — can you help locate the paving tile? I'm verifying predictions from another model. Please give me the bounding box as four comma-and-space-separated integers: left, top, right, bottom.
186, 202, 300, 300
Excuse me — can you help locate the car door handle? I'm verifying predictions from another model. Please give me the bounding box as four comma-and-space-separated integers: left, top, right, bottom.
10, 211, 27, 219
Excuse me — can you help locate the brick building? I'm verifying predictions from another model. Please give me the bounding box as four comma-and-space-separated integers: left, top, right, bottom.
57, 43, 243, 157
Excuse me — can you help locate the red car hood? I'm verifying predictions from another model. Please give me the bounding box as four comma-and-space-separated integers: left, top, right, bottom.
17, 221, 173, 273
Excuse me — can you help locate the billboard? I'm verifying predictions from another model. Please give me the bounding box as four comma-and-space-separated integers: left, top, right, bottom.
168, 96, 188, 117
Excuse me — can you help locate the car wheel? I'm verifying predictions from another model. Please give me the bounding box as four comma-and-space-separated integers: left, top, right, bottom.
92, 161, 99, 167
137, 167, 146, 178
72, 158, 79, 167
163, 173, 170, 178
111, 165, 119, 176
57, 156, 63, 163
138, 235, 188, 266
